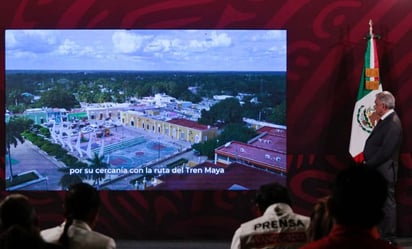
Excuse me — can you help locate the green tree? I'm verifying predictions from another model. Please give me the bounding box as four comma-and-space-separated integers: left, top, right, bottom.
96, 91, 112, 103
7, 104, 26, 114
77, 84, 95, 102
40, 86, 79, 110
199, 98, 243, 125
111, 85, 125, 103
266, 100, 286, 125
218, 123, 258, 143
5, 116, 34, 180
87, 153, 109, 189
138, 84, 153, 98
192, 138, 219, 159
58, 162, 87, 190
6, 89, 21, 107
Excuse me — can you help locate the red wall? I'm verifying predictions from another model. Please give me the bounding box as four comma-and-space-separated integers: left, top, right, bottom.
1, 0, 411, 239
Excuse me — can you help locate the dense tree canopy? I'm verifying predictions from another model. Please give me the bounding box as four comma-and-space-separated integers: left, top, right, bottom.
199, 97, 243, 125
6, 70, 285, 123
40, 86, 80, 110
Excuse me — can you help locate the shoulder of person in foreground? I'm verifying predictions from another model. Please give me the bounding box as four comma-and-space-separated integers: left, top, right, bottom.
230, 226, 242, 249
69, 224, 116, 249
299, 236, 401, 249
40, 223, 65, 244
90, 229, 116, 249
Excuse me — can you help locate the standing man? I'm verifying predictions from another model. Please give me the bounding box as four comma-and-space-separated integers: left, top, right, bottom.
363, 91, 403, 245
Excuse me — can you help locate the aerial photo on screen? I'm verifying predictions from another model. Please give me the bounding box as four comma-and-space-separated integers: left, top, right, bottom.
5, 29, 286, 191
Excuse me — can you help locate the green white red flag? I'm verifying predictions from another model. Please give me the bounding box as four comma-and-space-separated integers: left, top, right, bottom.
349, 20, 382, 163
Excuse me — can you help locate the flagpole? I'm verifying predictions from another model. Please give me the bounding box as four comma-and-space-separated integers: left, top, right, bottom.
369, 19, 373, 36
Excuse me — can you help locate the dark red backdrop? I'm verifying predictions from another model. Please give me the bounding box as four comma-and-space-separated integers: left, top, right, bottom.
1, 0, 411, 240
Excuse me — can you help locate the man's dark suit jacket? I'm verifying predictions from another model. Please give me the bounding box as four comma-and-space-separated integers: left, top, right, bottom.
363, 111, 402, 184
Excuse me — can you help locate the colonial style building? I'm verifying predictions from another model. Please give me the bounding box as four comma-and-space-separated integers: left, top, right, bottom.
121, 110, 217, 144
22, 108, 68, 125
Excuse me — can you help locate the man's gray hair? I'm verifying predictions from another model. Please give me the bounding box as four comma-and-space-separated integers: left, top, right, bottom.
376, 91, 395, 109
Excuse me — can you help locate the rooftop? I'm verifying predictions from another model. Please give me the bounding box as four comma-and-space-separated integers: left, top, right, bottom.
215, 141, 286, 172
249, 132, 286, 153
167, 118, 214, 131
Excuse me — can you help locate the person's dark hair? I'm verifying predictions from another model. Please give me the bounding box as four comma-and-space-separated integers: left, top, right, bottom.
58, 183, 100, 247
329, 165, 387, 228
0, 194, 38, 231
307, 196, 333, 242
0, 194, 63, 249
255, 182, 291, 213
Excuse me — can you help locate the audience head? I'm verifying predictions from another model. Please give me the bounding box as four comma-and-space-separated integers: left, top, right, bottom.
254, 182, 291, 213
59, 183, 101, 247
307, 196, 333, 242
0, 194, 51, 249
0, 193, 38, 232
63, 182, 101, 225
329, 165, 387, 229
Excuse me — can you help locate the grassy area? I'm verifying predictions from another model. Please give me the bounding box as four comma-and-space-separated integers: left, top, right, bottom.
6, 172, 40, 188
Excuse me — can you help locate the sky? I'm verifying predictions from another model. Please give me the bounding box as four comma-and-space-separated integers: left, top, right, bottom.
5, 29, 286, 71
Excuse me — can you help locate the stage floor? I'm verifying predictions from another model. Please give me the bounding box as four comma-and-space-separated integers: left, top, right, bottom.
116, 238, 412, 249
117, 240, 229, 249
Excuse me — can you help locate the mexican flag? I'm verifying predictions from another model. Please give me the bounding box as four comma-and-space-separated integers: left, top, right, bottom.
349, 21, 382, 163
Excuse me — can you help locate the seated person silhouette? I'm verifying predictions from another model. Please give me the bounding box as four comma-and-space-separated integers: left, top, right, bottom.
230, 182, 310, 249
307, 194, 381, 242
301, 165, 399, 249
41, 183, 116, 249
0, 193, 63, 249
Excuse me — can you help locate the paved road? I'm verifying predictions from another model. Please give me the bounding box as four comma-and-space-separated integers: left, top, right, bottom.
7, 140, 65, 190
